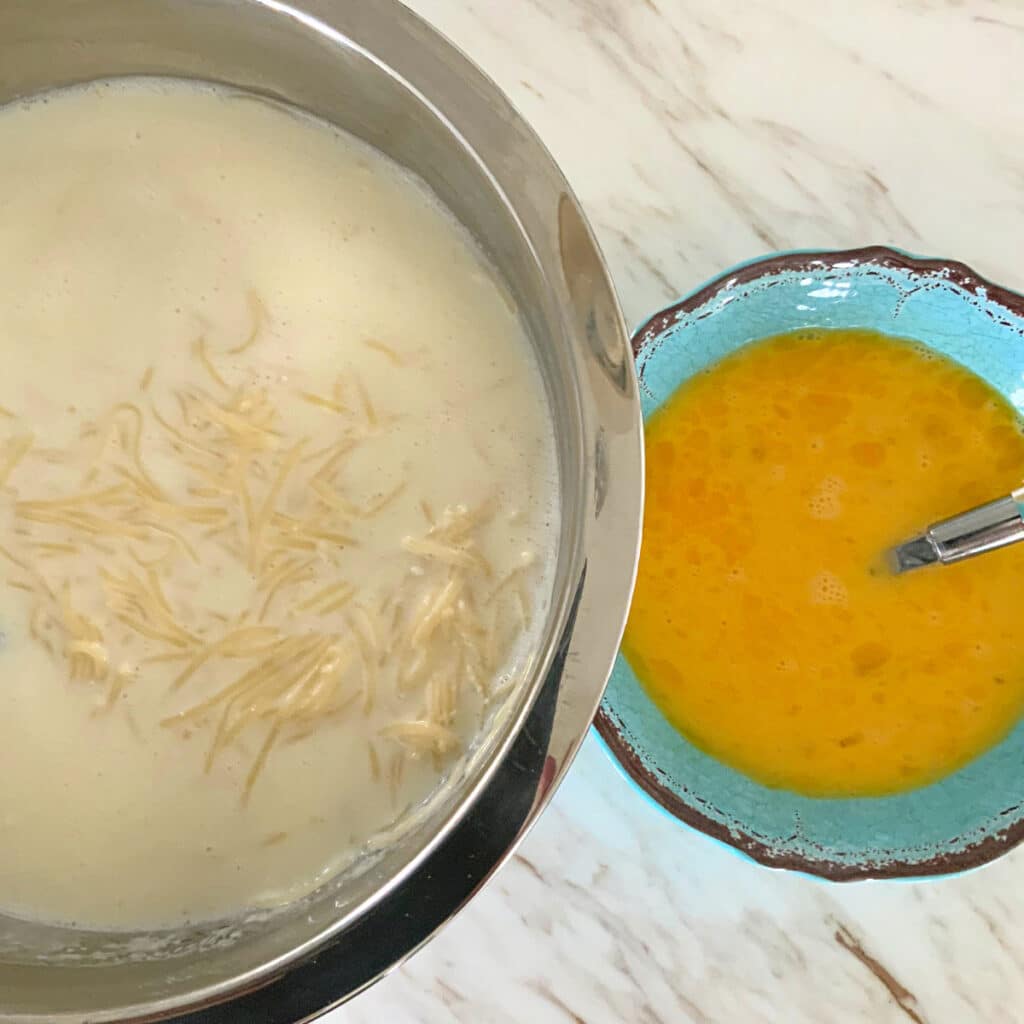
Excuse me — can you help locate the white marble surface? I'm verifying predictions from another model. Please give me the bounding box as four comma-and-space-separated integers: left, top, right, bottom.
331, 2, 1024, 1021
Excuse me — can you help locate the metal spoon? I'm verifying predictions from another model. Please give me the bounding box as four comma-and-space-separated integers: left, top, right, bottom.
889, 489, 1024, 573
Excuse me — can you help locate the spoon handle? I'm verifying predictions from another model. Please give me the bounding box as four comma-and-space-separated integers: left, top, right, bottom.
890, 493, 1024, 573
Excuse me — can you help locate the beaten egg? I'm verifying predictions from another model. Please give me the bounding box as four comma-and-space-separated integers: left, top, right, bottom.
624, 328, 1024, 797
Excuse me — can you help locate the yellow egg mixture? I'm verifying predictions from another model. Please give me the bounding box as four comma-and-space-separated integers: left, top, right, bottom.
624, 328, 1024, 797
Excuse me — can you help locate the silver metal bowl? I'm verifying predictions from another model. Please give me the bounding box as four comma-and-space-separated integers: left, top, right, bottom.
0, 1, 643, 1020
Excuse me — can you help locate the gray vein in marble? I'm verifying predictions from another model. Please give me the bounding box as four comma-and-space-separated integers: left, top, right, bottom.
834, 923, 926, 1024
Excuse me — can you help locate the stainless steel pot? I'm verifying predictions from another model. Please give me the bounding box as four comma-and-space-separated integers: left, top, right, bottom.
0, 2, 643, 1019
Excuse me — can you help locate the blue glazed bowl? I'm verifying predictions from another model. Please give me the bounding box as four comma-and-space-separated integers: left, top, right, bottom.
595, 246, 1024, 880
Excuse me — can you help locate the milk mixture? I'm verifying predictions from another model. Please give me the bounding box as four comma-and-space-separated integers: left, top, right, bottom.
0, 81, 558, 928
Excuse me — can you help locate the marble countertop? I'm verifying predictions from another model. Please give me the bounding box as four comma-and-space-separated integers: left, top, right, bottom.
330, 2, 1024, 1021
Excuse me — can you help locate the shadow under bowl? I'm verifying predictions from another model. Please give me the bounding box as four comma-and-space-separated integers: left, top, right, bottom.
596, 245, 1024, 881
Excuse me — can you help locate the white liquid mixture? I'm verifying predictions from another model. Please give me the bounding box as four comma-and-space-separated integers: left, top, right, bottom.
0, 80, 557, 929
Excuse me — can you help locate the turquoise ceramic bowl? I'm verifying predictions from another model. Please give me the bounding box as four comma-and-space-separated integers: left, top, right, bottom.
596, 246, 1024, 880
